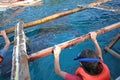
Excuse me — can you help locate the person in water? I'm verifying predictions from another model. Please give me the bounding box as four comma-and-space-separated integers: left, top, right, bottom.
53, 32, 110, 80
0, 30, 10, 63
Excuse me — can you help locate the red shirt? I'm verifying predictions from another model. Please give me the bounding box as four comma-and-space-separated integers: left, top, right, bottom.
65, 73, 82, 80
65, 60, 110, 80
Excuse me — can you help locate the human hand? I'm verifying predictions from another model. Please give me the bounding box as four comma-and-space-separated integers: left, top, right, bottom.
53, 45, 61, 57
90, 32, 97, 41
0, 30, 6, 36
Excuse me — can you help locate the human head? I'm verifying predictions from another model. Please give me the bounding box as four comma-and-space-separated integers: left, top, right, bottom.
74, 49, 100, 74
79, 49, 98, 59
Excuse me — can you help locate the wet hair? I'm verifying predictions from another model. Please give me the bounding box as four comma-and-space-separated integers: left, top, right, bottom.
79, 49, 101, 75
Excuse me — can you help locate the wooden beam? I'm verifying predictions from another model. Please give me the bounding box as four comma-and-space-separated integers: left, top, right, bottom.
28, 22, 120, 62
5, 0, 111, 34
102, 33, 120, 54
105, 47, 120, 59
11, 22, 30, 80
103, 33, 120, 58
107, 33, 120, 48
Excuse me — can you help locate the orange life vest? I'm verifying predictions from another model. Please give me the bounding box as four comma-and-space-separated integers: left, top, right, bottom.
75, 62, 110, 80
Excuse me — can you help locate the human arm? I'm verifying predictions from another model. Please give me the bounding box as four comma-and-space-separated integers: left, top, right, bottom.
53, 45, 67, 79
90, 32, 103, 60
0, 31, 10, 50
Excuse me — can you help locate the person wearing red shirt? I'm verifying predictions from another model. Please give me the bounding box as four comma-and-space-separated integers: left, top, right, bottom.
53, 32, 110, 80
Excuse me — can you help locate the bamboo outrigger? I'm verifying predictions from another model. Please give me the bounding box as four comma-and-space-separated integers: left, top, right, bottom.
105, 33, 120, 59
4, 0, 111, 34
3, 0, 119, 80
11, 21, 120, 80
11, 21, 30, 80
28, 22, 120, 61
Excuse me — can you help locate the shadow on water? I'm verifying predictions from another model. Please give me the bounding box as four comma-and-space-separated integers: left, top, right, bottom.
26, 24, 80, 53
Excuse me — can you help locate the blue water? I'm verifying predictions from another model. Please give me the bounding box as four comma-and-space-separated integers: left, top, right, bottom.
0, 0, 120, 80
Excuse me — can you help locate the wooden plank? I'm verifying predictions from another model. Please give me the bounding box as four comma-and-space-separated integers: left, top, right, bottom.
28, 22, 120, 62
11, 21, 30, 80
5, 0, 111, 34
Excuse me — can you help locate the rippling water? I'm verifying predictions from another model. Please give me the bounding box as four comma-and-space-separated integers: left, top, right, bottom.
0, 0, 120, 80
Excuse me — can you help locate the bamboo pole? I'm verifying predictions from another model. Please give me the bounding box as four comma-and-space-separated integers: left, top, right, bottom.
103, 33, 120, 58
5, 0, 111, 34
107, 33, 120, 48
102, 33, 120, 54
105, 47, 120, 59
28, 22, 120, 62
11, 21, 30, 80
